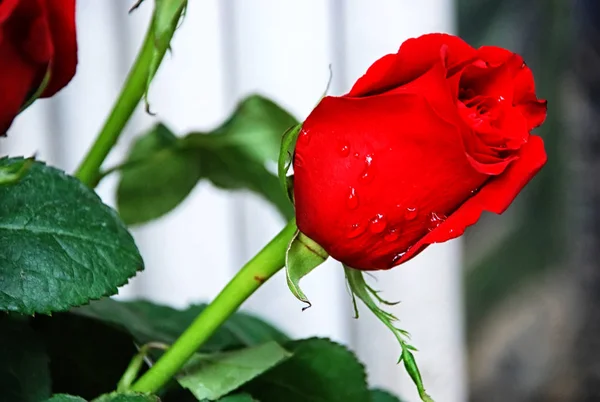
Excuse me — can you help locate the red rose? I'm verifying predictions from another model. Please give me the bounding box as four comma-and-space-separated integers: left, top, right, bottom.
0, 0, 77, 134
293, 33, 547, 270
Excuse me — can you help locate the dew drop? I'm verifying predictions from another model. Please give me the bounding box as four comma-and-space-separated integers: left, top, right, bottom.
338, 143, 350, 157
384, 228, 399, 242
347, 222, 366, 239
347, 187, 359, 210
428, 212, 447, 230
353, 152, 360, 159
298, 129, 311, 145
405, 207, 418, 220
369, 213, 387, 234
360, 154, 374, 182
391, 252, 406, 265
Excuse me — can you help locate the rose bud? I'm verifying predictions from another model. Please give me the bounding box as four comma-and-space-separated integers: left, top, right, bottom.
293, 33, 547, 270
0, 0, 78, 134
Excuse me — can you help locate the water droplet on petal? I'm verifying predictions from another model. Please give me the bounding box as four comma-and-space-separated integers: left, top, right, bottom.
405, 207, 418, 220
384, 228, 399, 242
470, 187, 480, 195
347, 222, 366, 239
428, 212, 447, 230
391, 252, 406, 265
353, 152, 360, 159
347, 187, 359, 210
298, 129, 311, 145
369, 213, 387, 234
338, 143, 350, 157
360, 154, 374, 182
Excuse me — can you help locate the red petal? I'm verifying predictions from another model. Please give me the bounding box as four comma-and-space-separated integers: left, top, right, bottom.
347, 33, 477, 97
40, 0, 77, 97
294, 93, 488, 270
476, 46, 513, 66
0, 39, 38, 133
0, 0, 20, 25
517, 99, 547, 130
391, 135, 547, 266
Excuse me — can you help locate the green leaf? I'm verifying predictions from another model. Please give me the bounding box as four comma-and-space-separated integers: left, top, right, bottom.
0, 158, 143, 314
73, 298, 289, 352
285, 231, 328, 307
0, 316, 51, 402
117, 95, 297, 225
0, 156, 34, 186
242, 338, 370, 402
116, 124, 200, 225
32, 312, 138, 399
177, 342, 291, 401
277, 124, 302, 203
93, 391, 160, 402
211, 95, 298, 163
216, 394, 258, 402
46, 395, 87, 402
370, 389, 403, 402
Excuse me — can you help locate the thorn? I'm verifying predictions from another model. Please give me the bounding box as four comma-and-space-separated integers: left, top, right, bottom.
129, 0, 144, 13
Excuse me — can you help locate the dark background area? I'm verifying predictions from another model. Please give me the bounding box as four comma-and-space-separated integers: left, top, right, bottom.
459, 0, 600, 400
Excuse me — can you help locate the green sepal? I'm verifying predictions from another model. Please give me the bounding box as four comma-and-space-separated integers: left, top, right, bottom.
343, 265, 433, 402
277, 124, 302, 204
19, 67, 51, 113
285, 231, 328, 308
0, 156, 34, 186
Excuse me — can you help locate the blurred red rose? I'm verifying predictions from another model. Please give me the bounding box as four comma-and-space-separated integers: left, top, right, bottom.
293, 33, 547, 270
0, 0, 77, 134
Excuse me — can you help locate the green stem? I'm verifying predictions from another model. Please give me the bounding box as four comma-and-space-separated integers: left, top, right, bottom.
130, 219, 297, 394
74, 12, 178, 187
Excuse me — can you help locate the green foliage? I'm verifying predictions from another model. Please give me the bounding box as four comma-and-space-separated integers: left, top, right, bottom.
0, 296, 400, 402
117, 95, 297, 225
73, 298, 289, 352
32, 312, 137, 399
46, 395, 87, 402
93, 392, 160, 402
177, 342, 291, 400
285, 231, 328, 308
370, 389, 404, 402
0, 158, 142, 314
242, 338, 371, 402
215, 394, 257, 402
0, 156, 34, 186
0, 316, 51, 402
115, 124, 199, 225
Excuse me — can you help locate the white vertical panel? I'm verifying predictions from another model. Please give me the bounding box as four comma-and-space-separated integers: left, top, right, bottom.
221, 0, 353, 343
336, 1, 466, 402
117, 0, 237, 306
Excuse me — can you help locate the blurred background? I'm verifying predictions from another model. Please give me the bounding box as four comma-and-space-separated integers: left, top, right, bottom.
0, 0, 590, 401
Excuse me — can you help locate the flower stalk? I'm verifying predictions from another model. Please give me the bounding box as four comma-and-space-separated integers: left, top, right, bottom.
74, 6, 181, 187
129, 219, 297, 393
